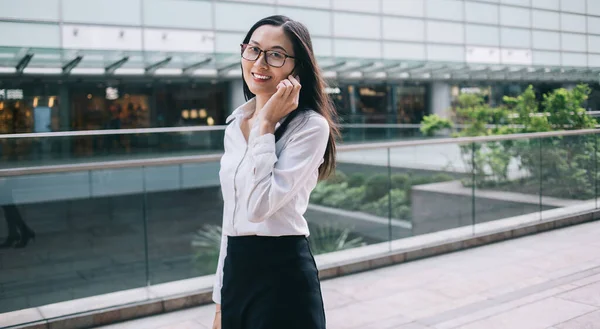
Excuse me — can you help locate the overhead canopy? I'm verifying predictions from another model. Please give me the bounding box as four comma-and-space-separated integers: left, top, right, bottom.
0, 47, 599, 82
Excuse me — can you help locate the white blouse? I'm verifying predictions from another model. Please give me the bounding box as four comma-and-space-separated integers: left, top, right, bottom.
212, 98, 330, 304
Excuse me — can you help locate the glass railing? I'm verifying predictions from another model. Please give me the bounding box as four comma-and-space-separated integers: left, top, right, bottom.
0, 129, 598, 315
0, 125, 440, 169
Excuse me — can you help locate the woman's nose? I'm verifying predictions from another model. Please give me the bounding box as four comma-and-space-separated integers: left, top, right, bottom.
254, 52, 268, 69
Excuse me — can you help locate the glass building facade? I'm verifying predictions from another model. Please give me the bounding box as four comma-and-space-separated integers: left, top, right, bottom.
1, 0, 599, 134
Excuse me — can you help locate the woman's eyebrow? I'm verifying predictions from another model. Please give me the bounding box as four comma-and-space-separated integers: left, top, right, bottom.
249, 39, 288, 53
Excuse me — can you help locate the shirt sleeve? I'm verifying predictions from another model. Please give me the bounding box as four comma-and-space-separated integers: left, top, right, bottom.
212, 232, 228, 304
246, 115, 330, 223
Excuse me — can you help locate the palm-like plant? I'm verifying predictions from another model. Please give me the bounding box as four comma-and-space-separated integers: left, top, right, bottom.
191, 223, 366, 269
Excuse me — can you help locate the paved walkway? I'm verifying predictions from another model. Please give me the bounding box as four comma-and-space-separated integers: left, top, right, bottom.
96, 220, 600, 329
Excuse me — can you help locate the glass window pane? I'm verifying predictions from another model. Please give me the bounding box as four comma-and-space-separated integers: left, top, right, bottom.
501, 28, 531, 48
532, 31, 560, 50
561, 33, 586, 52
532, 0, 559, 10
561, 13, 586, 33
465, 2, 499, 24
427, 21, 465, 44
501, 0, 530, 6
560, 0, 586, 13
426, 0, 464, 21
383, 18, 425, 42
466, 24, 500, 47
334, 13, 380, 39
215, 2, 275, 31
143, 0, 212, 29
0, 0, 58, 21
381, 0, 424, 17
279, 0, 331, 9
589, 0, 600, 16
588, 17, 600, 35
532, 10, 559, 30
282, 8, 331, 37
332, 0, 379, 13
500, 6, 531, 28
62, 0, 141, 25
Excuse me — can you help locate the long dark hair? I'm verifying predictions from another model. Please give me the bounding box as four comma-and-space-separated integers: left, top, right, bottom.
241, 15, 339, 180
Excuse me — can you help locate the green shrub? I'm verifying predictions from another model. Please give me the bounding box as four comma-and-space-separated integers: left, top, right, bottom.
363, 174, 390, 202
391, 174, 410, 190
347, 173, 366, 188
324, 170, 347, 185
360, 189, 408, 219
420, 114, 454, 136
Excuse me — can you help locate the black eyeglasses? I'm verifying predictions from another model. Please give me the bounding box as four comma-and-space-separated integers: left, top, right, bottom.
240, 43, 295, 68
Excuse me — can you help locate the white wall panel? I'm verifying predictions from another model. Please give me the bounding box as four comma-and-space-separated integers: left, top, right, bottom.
333, 0, 380, 13
533, 51, 560, 65
532, 0, 559, 10
312, 37, 333, 57
215, 32, 244, 54
383, 42, 426, 60
381, 0, 424, 17
466, 46, 500, 64
334, 40, 381, 58
562, 52, 587, 67
0, 22, 60, 48
382, 18, 425, 42
589, 54, 600, 67
334, 13, 380, 39
560, 0, 586, 13
427, 21, 464, 44
466, 25, 499, 47
62, 25, 143, 50
0, 0, 59, 21
532, 31, 560, 50
501, 48, 532, 64
62, 0, 141, 25
501, 28, 531, 48
144, 29, 214, 53
427, 45, 465, 62
561, 33, 586, 52
426, 0, 464, 21
465, 2, 499, 24
143, 0, 212, 29
215, 2, 275, 31
500, 6, 530, 28
532, 10, 559, 30
234, 0, 276, 4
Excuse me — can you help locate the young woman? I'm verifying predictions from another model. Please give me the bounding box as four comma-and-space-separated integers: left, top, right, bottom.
212, 15, 339, 329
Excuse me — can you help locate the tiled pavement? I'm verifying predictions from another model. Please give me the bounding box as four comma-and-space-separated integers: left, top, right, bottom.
95, 220, 600, 329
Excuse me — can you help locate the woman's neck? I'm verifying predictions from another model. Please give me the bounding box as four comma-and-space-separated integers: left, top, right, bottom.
252, 94, 272, 119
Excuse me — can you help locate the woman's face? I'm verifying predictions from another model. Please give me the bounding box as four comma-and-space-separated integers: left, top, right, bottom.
242, 25, 296, 98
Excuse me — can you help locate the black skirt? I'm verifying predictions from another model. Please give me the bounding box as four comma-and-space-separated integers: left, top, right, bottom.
221, 235, 326, 329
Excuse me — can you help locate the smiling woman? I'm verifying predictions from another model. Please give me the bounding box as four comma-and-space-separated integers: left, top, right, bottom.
211, 15, 338, 329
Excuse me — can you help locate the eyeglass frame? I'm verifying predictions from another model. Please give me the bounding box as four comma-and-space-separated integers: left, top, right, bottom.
240, 43, 295, 68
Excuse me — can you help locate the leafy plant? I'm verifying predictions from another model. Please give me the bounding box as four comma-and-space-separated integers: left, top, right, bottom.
307, 222, 366, 254
420, 114, 453, 137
